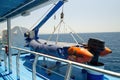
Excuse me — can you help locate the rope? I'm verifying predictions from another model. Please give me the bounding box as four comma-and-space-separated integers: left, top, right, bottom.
60, 5, 64, 20
55, 5, 64, 44
62, 21, 85, 43
46, 4, 85, 46
47, 20, 63, 43
70, 32, 79, 45
67, 25, 85, 43
55, 23, 61, 44
54, 14, 56, 20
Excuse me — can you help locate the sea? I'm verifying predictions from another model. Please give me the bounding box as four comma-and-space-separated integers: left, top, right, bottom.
39, 32, 120, 73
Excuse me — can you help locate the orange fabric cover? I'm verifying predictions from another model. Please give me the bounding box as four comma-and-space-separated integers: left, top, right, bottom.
68, 46, 93, 63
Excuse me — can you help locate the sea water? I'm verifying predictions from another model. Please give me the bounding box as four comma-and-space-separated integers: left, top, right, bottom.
39, 32, 120, 73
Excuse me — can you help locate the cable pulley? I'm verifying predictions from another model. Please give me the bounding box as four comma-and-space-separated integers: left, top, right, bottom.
60, 12, 64, 19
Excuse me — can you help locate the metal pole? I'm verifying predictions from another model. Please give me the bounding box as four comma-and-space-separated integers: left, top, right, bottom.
7, 18, 12, 73
16, 50, 21, 80
32, 54, 39, 80
4, 51, 7, 71
0, 51, 1, 66
64, 63, 72, 80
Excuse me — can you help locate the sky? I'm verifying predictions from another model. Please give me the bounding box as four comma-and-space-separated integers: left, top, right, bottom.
0, 0, 120, 34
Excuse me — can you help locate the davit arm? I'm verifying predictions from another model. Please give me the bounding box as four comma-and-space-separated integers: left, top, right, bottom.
24, 0, 66, 41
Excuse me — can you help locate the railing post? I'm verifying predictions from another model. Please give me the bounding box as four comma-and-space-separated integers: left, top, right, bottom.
4, 50, 7, 71
7, 18, 12, 73
64, 63, 72, 80
16, 50, 21, 80
0, 50, 1, 66
32, 54, 39, 80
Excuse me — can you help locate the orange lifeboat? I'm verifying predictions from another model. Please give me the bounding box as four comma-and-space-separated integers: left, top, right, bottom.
100, 47, 112, 56
67, 46, 93, 63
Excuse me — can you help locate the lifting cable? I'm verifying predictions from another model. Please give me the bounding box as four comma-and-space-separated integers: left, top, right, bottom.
47, 4, 85, 45
55, 5, 64, 44
46, 19, 63, 43
61, 20, 85, 43
55, 24, 61, 44
60, 5, 64, 20
47, 5, 64, 44
70, 32, 79, 45
67, 26, 85, 43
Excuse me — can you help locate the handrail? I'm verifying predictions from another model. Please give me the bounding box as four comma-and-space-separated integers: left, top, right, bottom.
32, 54, 39, 80
16, 50, 21, 80
64, 63, 72, 80
11, 46, 120, 79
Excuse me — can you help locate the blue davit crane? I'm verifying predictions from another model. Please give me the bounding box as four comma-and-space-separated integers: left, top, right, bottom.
32, 0, 65, 40
24, 0, 68, 59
